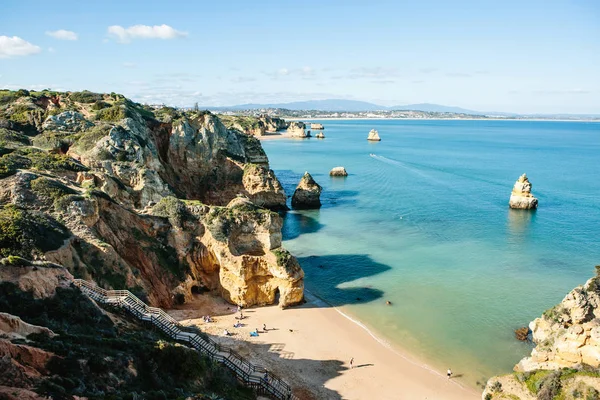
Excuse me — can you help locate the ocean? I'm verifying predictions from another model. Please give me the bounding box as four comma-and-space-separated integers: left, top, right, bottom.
261, 119, 600, 386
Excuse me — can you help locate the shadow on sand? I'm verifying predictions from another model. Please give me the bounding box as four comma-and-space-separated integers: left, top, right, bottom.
297, 253, 390, 307
209, 333, 345, 400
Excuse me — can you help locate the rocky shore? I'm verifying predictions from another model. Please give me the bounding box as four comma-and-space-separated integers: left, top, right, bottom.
483, 268, 600, 399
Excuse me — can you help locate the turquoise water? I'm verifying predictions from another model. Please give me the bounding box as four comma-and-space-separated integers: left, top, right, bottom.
261, 120, 600, 386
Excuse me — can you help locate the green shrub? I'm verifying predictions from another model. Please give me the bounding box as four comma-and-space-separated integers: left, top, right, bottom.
30, 177, 78, 202
152, 196, 186, 226
69, 90, 103, 104
32, 131, 79, 152
21, 147, 87, 172
73, 123, 111, 152
96, 105, 129, 122
537, 371, 562, 400
91, 100, 110, 110
0, 204, 70, 257
0, 127, 31, 146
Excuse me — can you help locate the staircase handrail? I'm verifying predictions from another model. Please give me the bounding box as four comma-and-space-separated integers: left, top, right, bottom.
72, 279, 298, 400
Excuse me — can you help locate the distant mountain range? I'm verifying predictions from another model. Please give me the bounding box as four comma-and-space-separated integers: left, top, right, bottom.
206, 99, 501, 115
204, 99, 598, 118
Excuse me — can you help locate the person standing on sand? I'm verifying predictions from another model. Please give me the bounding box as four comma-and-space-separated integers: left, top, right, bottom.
447, 368, 452, 379
350, 357, 354, 369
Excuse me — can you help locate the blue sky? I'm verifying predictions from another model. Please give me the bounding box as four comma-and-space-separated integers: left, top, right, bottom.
1, 0, 599, 113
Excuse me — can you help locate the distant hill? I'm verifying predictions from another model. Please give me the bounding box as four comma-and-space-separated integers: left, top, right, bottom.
211, 99, 385, 112
387, 103, 483, 115
208, 99, 490, 114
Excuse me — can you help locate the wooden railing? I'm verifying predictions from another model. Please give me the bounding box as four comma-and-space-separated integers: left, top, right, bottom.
73, 279, 298, 400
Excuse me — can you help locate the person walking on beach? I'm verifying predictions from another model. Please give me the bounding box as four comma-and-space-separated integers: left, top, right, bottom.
350, 357, 354, 369
447, 368, 452, 379
263, 323, 267, 332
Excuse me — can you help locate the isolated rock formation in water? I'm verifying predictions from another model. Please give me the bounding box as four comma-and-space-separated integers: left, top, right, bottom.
287, 121, 307, 138
329, 166, 348, 176
367, 129, 381, 141
315, 132, 325, 139
310, 123, 324, 130
508, 173, 538, 209
291, 172, 322, 209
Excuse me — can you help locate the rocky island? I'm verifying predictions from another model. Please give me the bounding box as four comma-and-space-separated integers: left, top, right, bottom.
330, 166, 348, 176
509, 173, 538, 209
287, 121, 307, 138
291, 171, 322, 209
367, 128, 381, 141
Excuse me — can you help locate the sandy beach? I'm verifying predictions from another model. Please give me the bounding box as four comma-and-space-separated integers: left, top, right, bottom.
168, 292, 480, 400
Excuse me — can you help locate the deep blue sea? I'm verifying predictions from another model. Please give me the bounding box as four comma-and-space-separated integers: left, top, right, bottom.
261, 119, 600, 386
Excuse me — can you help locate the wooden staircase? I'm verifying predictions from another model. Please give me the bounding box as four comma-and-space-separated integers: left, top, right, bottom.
73, 279, 298, 400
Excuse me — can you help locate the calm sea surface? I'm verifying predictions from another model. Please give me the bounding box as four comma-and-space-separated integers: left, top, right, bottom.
261, 119, 600, 386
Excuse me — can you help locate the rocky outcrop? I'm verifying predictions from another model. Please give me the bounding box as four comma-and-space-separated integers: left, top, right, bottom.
218, 114, 288, 136
42, 111, 93, 132
0, 262, 74, 299
516, 275, 600, 371
330, 166, 348, 176
287, 121, 307, 138
315, 132, 325, 139
0, 339, 54, 389
197, 197, 304, 306
261, 115, 287, 132
0, 90, 303, 310
0, 313, 56, 340
291, 172, 322, 209
483, 270, 600, 400
310, 123, 324, 130
509, 173, 538, 209
367, 129, 381, 141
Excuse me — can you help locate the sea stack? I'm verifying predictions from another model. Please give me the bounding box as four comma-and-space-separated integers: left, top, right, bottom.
287, 121, 307, 138
509, 173, 538, 209
310, 123, 324, 130
291, 172, 322, 209
316, 132, 325, 139
329, 166, 348, 177
367, 129, 381, 141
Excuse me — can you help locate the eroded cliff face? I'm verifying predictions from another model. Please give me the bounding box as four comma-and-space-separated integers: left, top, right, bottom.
483, 271, 600, 400
218, 114, 288, 136
0, 90, 302, 308
516, 276, 600, 371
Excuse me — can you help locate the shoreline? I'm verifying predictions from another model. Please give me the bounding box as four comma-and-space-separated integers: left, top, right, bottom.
281, 117, 600, 122
168, 290, 480, 399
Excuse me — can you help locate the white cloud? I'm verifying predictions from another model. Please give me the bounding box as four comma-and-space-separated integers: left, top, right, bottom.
123, 62, 136, 68
107, 24, 187, 43
278, 68, 289, 76
45, 29, 78, 41
0, 36, 41, 58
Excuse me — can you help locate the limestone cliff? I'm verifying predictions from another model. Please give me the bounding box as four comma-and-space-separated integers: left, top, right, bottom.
291, 172, 322, 209
0, 89, 303, 308
509, 173, 538, 209
219, 114, 287, 136
483, 269, 600, 400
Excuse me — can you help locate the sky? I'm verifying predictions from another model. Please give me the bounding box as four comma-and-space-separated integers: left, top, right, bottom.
1, 0, 599, 114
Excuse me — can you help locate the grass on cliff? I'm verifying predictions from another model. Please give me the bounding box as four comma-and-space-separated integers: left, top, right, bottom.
512, 368, 600, 399
0, 282, 255, 400
0, 204, 70, 258
0, 147, 87, 178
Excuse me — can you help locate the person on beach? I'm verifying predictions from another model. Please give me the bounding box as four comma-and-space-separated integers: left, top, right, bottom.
223, 329, 230, 336
447, 368, 452, 379
350, 357, 354, 369
263, 323, 267, 331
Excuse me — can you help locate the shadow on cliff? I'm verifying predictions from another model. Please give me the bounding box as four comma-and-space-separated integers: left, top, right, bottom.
209, 334, 344, 400
281, 211, 325, 240
297, 254, 389, 307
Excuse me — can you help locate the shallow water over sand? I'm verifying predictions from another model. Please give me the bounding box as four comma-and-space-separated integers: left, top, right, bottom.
261, 120, 600, 386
